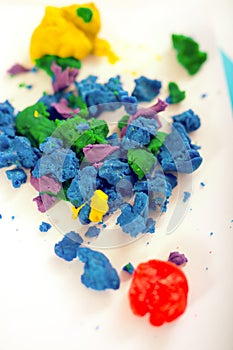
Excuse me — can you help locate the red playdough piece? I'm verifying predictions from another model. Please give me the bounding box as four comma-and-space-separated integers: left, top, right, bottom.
129, 260, 189, 326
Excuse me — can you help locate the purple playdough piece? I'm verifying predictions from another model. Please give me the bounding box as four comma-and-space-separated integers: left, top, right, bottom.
121, 99, 168, 136
83, 144, 120, 163
7, 63, 31, 75
51, 62, 79, 92
30, 174, 62, 194
33, 193, 56, 213
168, 251, 188, 266
51, 98, 80, 119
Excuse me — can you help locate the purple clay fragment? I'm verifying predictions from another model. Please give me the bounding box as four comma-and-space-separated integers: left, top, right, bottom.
54, 231, 83, 261
77, 247, 120, 290
33, 193, 56, 213
39, 221, 52, 232
51, 61, 79, 92
51, 98, 80, 119
168, 251, 188, 266
30, 175, 62, 194
7, 63, 31, 75
83, 144, 120, 163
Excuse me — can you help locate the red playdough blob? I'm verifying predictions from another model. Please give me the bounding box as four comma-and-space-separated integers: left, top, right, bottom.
129, 260, 189, 326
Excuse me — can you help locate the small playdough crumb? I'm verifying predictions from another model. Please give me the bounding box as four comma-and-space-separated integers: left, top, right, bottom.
183, 191, 191, 203
172, 34, 207, 75
166, 82, 185, 104
85, 226, 100, 238
200, 182, 205, 187
39, 221, 52, 232
122, 262, 135, 274
168, 251, 188, 266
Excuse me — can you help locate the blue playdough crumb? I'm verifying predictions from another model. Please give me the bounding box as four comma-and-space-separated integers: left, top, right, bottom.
201, 93, 207, 98
122, 262, 135, 274
132, 76, 162, 102
39, 221, 52, 232
172, 109, 201, 133
183, 191, 191, 203
6, 167, 27, 188
200, 182, 205, 187
11, 215, 15, 220
85, 226, 100, 238
0, 214, 2, 219
210, 231, 214, 236
77, 247, 120, 290
54, 231, 83, 261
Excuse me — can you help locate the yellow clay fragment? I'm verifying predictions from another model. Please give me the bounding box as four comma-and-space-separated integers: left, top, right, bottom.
30, 3, 117, 64
89, 189, 109, 222
71, 204, 84, 219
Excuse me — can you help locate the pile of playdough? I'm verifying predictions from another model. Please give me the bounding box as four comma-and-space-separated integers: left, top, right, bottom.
0, 3, 207, 326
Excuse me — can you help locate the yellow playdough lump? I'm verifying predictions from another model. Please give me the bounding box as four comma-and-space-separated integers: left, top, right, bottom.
89, 190, 109, 222
30, 3, 118, 63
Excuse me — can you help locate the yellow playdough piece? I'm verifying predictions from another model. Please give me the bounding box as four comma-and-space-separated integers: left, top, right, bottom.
71, 204, 85, 219
89, 189, 109, 222
30, 3, 118, 63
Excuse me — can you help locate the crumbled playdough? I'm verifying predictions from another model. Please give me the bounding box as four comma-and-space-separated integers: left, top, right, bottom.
6, 167, 27, 188
132, 76, 162, 102
30, 3, 117, 64
129, 260, 189, 326
168, 251, 188, 266
89, 189, 109, 222
35, 55, 81, 77
85, 226, 100, 238
83, 143, 119, 163
183, 191, 191, 203
51, 62, 79, 92
77, 247, 120, 290
7, 63, 31, 75
39, 221, 52, 232
172, 109, 201, 132
166, 82, 186, 104
127, 148, 157, 180
122, 262, 135, 274
172, 34, 207, 75
54, 231, 83, 261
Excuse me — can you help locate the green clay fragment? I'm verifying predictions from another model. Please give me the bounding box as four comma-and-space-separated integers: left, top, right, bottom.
15, 102, 55, 147
54, 115, 88, 147
74, 130, 97, 154
118, 115, 129, 131
172, 34, 207, 75
89, 118, 109, 140
35, 55, 81, 76
127, 148, 157, 180
147, 131, 167, 155
168, 82, 186, 104
68, 94, 88, 118
77, 7, 93, 23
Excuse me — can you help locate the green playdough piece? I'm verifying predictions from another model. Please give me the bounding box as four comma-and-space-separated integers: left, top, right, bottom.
168, 82, 186, 104
35, 55, 81, 76
147, 131, 167, 155
54, 115, 88, 147
77, 7, 93, 23
68, 94, 88, 118
172, 34, 207, 75
15, 102, 56, 147
118, 115, 129, 130
74, 130, 97, 154
89, 118, 109, 140
127, 148, 156, 180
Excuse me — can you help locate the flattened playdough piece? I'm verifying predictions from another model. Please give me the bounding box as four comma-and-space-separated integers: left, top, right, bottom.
30, 3, 117, 64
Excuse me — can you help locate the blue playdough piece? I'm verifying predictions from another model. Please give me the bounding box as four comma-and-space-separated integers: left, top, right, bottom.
122, 262, 135, 274
13, 136, 40, 168
105, 188, 124, 213
172, 109, 201, 132
32, 137, 79, 182
6, 167, 27, 188
158, 122, 202, 173
98, 159, 133, 186
39, 221, 52, 232
77, 247, 120, 290
117, 192, 155, 237
183, 191, 191, 203
125, 116, 158, 146
78, 204, 91, 225
67, 166, 97, 207
0, 100, 15, 137
54, 231, 83, 261
85, 226, 100, 238
132, 76, 162, 102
